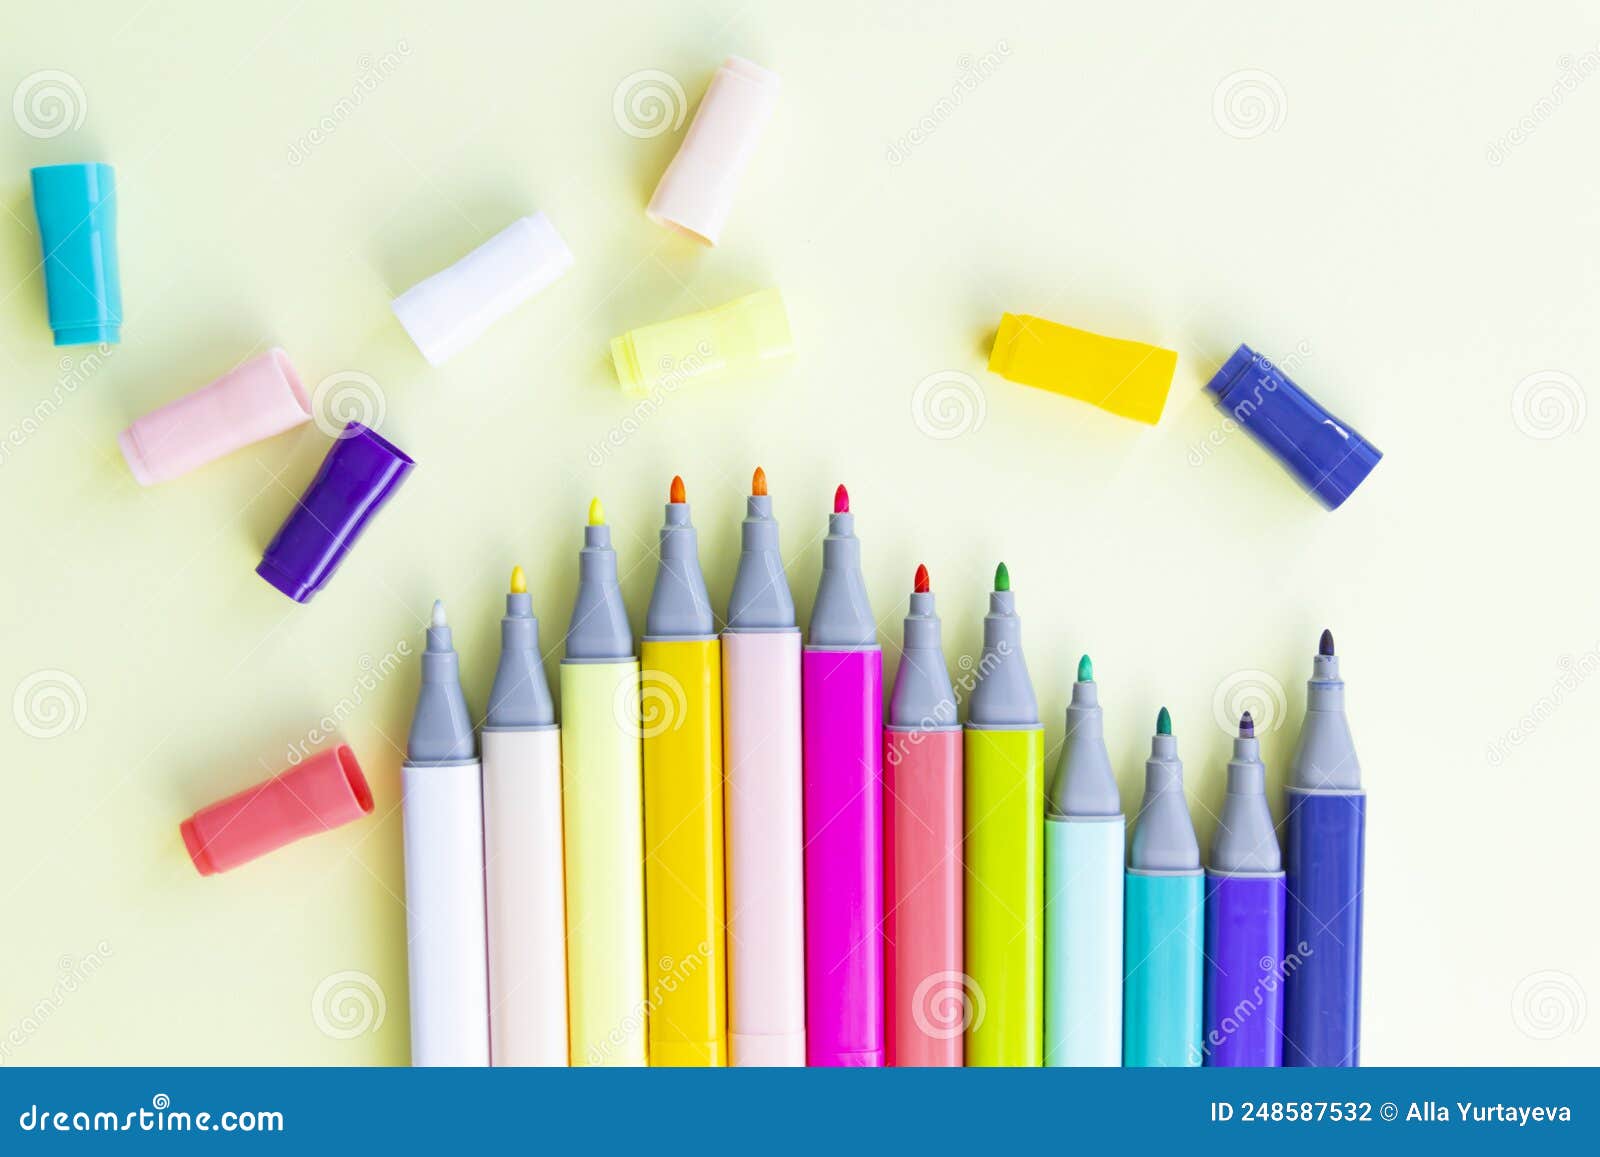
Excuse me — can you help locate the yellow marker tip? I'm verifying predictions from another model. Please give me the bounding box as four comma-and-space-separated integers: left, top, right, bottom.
509, 565, 526, 594
587, 497, 605, 526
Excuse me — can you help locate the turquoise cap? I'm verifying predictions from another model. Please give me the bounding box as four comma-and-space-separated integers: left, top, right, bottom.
30, 163, 122, 346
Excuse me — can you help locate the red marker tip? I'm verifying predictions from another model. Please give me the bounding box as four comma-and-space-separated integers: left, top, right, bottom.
669, 475, 686, 504
913, 563, 930, 594
833, 484, 849, 514
751, 466, 767, 497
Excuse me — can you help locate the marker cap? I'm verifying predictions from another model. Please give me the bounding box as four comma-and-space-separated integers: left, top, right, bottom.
987, 312, 1176, 424
31, 163, 122, 346
647, 57, 780, 245
391, 214, 574, 366
1205, 344, 1382, 510
118, 348, 311, 485
256, 422, 415, 603
180, 744, 374, 875
610, 288, 792, 399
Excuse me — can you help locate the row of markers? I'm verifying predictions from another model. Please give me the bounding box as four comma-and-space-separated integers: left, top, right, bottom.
388, 470, 1368, 1069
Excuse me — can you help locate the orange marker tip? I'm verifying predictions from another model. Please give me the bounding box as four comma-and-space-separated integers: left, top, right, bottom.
751, 466, 768, 497
833, 483, 849, 514
669, 475, 686, 504
913, 563, 930, 593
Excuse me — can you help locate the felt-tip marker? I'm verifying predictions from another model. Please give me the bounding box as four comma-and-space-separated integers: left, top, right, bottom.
560, 498, 648, 1066
1123, 707, 1204, 1067
802, 484, 885, 1066
641, 476, 728, 1066
884, 564, 964, 1066
964, 562, 1045, 1067
1283, 629, 1366, 1067
1203, 712, 1286, 1067
722, 467, 806, 1066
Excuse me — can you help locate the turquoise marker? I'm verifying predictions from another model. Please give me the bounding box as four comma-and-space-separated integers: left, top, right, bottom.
1044, 654, 1124, 1067
1122, 707, 1203, 1067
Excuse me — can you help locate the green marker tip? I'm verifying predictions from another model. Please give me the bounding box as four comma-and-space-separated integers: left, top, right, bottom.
994, 561, 1010, 592
1077, 654, 1093, 682
1156, 706, 1172, 736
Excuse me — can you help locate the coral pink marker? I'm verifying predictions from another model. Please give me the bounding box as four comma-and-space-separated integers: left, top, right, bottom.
884, 564, 964, 1066
803, 484, 885, 1066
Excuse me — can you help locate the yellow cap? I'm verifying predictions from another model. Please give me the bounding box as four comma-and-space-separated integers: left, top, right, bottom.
988, 312, 1177, 425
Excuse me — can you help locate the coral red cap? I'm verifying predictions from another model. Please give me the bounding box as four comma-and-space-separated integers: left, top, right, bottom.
180, 745, 374, 876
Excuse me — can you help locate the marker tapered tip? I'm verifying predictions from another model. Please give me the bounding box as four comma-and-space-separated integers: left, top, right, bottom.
913, 563, 930, 593
669, 474, 686, 504
833, 483, 849, 514
1239, 710, 1255, 738
431, 599, 447, 628
751, 466, 767, 497
509, 566, 526, 595
1078, 653, 1093, 682
588, 497, 605, 526
1319, 627, 1335, 656
1156, 706, 1172, 736
994, 561, 1010, 592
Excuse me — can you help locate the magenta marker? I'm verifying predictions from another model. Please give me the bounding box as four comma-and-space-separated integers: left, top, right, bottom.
802, 483, 884, 1067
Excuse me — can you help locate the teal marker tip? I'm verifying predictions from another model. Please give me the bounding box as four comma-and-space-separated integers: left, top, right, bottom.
1077, 653, 1093, 682
1156, 705, 1172, 736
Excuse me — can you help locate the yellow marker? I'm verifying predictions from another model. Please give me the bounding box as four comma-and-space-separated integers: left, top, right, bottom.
987, 312, 1178, 425
640, 477, 728, 1065
560, 499, 648, 1066
610, 289, 793, 400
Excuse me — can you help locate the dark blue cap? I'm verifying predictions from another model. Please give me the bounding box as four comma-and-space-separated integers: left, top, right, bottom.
1205, 344, 1382, 510
31, 163, 122, 346
256, 423, 415, 603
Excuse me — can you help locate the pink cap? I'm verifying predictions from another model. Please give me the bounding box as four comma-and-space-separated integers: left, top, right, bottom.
119, 348, 311, 485
647, 57, 780, 245
180, 745, 374, 876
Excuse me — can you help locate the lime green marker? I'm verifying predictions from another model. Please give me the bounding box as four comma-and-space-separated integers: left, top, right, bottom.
964, 562, 1045, 1066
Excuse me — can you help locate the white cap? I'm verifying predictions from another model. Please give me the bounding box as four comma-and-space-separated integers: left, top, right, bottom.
646, 57, 780, 245
391, 213, 573, 366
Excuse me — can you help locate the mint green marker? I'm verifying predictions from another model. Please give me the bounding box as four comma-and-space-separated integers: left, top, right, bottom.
1044, 654, 1124, 1066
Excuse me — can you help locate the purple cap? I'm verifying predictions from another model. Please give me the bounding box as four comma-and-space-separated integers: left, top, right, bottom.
256, 423, 415, 603
1205, 344, 1382, 510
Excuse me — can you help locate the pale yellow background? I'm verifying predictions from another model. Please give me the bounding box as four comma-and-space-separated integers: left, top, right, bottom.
1, 0, 1596, 1065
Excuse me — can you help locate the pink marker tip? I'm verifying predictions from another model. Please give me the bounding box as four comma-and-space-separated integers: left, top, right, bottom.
833, 484, 849, 514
